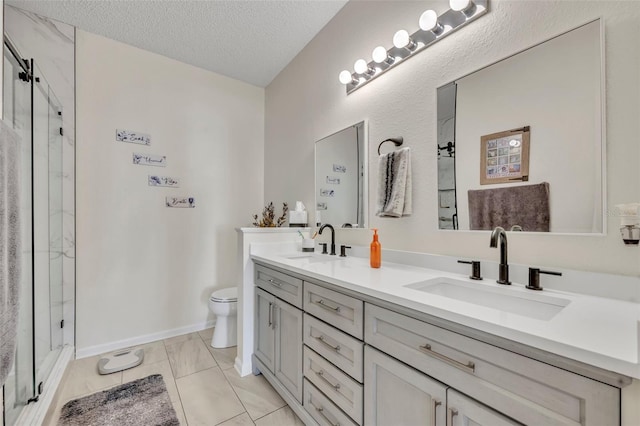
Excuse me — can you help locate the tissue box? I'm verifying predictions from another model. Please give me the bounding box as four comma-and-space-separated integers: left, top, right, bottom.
289, 211, 308, 227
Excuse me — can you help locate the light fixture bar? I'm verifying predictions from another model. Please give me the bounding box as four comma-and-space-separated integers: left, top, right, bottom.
341, 0, 488, 95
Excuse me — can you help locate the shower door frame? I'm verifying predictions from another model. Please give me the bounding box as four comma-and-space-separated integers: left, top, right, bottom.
2, 35, 65, 425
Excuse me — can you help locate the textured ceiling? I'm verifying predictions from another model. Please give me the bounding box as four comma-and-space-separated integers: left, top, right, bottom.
7, 0, 348, 87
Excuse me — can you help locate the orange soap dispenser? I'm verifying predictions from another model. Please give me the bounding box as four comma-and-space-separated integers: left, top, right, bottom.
370, 228, 381, 268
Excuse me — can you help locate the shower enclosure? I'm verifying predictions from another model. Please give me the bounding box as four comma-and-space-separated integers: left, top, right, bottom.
3, 36, 65, 425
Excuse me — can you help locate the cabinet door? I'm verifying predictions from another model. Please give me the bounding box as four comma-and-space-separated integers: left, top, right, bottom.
447, 389, 521, 426
364, 346, 447, 426
255, 288, 276, 372
275, 299, 303, 403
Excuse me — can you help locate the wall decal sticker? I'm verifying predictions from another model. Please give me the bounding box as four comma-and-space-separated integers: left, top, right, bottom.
133, 153, 166, 167
117, 129, 151, 145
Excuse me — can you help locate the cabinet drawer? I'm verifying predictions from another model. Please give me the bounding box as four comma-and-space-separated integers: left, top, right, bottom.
304, 314, 364, 382
304, 282, 364, 339
448, 389, 521, 426
304, 346, 363, 424
255, 264, 303, 308
364, 303, 619, 426
304, 379, 358, 426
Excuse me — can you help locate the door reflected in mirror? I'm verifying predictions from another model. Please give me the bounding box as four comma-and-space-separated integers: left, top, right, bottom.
437, 19, 604, 234
315, 121, 367, 228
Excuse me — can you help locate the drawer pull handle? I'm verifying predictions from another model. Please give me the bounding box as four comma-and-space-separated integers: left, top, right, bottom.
315, 369, 341, 390
315, 299, 341, 313
418, 344, 475, 374
309, 399, 340, 426
432, 399, 441, 426
447, 407, 458, 426
268, 302, 273, 327
316, 334, 341, 352
268, 278, 282, 287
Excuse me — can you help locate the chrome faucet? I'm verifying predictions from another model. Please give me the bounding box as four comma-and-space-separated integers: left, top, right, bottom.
490, 226, 511, 285
318, 224, 336, 255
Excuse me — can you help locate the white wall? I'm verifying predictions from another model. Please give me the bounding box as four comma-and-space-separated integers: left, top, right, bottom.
265, 0, 640, 278
76, 30, 264, 355
455, 21, 601, 233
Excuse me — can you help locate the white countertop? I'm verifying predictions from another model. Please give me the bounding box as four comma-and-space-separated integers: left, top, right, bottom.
251, 242, 640, 380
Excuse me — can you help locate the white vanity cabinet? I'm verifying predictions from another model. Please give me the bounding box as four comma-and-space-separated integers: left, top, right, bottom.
252, 261, 624, 426
254, 286, 303, 403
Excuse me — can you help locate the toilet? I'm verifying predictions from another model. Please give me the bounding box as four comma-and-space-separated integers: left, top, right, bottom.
208, 287, 238, 348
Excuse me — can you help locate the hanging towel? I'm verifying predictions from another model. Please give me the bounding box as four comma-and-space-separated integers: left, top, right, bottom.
376, 147, 412, 217
467, 182, 550, 232
0, 119, 21, 387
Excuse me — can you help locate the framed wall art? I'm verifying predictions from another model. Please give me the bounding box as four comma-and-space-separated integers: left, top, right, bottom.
480, 126, 530, 185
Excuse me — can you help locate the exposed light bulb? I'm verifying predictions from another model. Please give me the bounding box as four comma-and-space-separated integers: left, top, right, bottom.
354, 59, 370, 74
450, 0, 476, 16
419, 10, 443, 34
372, 46, 388, 64
393, 30, 414, 49
450, 0, 471, 11
339, 70, 354, 85
372, 46, 394, 66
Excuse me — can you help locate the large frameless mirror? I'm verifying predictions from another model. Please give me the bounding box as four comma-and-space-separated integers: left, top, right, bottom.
437, 19, 604, 233
315, 121, 367, 228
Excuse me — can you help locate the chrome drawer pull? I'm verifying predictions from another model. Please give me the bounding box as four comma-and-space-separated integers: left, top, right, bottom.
447, 407, 458, 426
314, 299, 341, 313
315, 334, 341, 352
268, 278, 282, 287
418, 344, 475, 374
314, 369, 341, 390
309, 399, 340, 426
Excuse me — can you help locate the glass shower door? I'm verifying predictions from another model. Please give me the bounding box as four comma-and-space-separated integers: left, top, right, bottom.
2, 42, 35, 426
32, 61, 64, 393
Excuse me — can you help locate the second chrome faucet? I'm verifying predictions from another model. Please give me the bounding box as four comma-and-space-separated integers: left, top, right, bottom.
490, 226, 511, 285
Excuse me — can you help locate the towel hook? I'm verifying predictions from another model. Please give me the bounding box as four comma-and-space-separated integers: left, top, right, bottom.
378, 137, 404, 155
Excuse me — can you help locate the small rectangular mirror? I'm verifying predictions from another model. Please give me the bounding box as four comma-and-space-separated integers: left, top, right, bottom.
315, 121, 367, 228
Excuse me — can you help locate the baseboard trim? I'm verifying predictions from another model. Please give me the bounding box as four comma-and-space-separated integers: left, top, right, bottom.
15, 345, 74, 426
76, 320, 216, 359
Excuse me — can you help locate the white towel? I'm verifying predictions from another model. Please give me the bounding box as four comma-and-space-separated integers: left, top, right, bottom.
376, 147, 412, 217
0, 119, 21, 387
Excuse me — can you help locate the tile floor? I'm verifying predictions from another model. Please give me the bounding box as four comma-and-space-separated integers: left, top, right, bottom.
44, 328, 304, 426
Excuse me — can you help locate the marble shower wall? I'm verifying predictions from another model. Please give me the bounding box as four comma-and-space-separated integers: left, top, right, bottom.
5, 5, 75, 347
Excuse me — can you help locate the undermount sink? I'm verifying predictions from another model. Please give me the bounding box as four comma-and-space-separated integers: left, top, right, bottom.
284, 253, 341, 263
405, 277, 570, 321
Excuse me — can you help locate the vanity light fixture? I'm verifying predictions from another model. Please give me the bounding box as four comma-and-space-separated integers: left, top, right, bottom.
338, 0, 488, 94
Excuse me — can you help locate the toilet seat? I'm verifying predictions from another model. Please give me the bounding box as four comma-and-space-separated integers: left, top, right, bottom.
210, 287, 238, 303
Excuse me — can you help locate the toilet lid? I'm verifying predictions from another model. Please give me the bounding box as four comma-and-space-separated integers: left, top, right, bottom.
210, 287, 238, 302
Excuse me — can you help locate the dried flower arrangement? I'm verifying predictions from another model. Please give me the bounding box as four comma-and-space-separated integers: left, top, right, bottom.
252, 202, 289, 227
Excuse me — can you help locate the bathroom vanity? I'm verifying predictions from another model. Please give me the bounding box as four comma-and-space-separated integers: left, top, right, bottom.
251, 244, 638, 426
